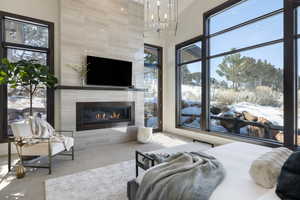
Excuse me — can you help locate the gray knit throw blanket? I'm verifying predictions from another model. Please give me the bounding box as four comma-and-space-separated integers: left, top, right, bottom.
136, 152, 225, 200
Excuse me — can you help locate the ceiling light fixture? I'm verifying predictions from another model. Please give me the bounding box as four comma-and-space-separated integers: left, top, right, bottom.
144, 0, 179, 36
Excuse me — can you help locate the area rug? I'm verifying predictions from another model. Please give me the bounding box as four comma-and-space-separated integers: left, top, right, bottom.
45, 160, 135, 200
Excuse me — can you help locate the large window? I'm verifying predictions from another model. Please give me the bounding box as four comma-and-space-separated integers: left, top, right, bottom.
175, 0, 300, 148
176, 37, 202, 129
207, 0, 284, 143
0, 12, 54, 139
144, 44, 163, 131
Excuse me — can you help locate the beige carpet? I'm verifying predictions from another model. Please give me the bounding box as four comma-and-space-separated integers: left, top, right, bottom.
44, 140, 212, 200
45, 160, 135, 200
0, 133, 194, 200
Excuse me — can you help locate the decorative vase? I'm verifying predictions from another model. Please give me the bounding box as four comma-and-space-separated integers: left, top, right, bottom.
16, 165, 26, 179
80, 78, 85, 87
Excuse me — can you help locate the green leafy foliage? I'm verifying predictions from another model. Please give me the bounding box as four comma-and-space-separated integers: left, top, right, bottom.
144, 51, 158, 65
216, 53, 283, 92
216, 53, 248, 91
0, 58, 16, 85
0, 58, 58, 115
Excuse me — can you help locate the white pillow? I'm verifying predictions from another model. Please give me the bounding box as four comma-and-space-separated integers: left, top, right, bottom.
249, 147, 292, 189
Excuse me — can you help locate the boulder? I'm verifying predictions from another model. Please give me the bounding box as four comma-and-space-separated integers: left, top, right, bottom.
210, 106, 221, 115
219, 111, 247, 132
242, 111, 258, 121
248, 117, 280, 139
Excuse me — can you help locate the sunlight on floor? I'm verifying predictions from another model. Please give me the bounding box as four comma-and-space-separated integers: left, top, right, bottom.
0, 158, 26, 199
0, 159, 17, 193
152, 133, 189, 148
4, 192, 25, 200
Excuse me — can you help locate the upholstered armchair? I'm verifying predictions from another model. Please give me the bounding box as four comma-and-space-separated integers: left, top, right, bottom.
8, 121, 74, 174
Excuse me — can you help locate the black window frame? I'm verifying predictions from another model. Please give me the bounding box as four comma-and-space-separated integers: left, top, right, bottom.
144, 43, 163, 132
175, 35, 203, 129
175, 0, 299, 149
294, 1, 300, 147
0, 11, 55, 142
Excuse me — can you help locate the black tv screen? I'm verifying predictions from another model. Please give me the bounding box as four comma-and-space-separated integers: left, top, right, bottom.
86, 56, 132, 87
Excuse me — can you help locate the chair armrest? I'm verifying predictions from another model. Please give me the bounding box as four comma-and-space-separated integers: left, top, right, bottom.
136, 151, 155, 171
9, 136, 51, 142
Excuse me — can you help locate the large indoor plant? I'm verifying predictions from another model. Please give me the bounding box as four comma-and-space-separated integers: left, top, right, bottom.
0, 58, 58, 116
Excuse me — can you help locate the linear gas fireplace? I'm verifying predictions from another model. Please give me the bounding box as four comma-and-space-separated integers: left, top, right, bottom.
76, 102, 135, 131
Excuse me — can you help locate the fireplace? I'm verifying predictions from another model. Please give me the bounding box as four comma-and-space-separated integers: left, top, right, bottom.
76, 102, 135, 131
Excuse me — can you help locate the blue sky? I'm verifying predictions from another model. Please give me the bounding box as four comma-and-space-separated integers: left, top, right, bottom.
210, 0, 283, 34
188, 0, 284, 81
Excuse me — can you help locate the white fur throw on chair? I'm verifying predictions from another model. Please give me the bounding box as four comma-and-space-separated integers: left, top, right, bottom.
30, 117, 55, 138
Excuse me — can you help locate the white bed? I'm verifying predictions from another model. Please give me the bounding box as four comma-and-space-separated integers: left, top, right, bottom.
206, 142, 280, 200
132, 142, 281, 200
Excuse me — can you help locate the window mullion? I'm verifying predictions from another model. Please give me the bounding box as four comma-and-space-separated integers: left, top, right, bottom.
208, 39, 284, 59
201, 15, 210, 131
0, 15, 9, 140
3, 42, 49, 53
284, 0, 297, 149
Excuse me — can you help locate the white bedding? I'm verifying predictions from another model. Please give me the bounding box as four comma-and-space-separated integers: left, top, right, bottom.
137, 142, 281, 200
206, 142, 280, 200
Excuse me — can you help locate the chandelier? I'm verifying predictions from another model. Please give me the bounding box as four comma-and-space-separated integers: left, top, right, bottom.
144, 0, 179, 35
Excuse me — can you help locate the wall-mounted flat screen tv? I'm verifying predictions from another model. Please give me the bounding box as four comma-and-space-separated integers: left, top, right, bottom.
86, 56, 132, 87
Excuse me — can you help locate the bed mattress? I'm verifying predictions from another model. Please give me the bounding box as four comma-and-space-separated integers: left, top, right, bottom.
128, 142, 281, 200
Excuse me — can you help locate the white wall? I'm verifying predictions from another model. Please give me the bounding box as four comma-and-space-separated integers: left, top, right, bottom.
57, 0, 145, 149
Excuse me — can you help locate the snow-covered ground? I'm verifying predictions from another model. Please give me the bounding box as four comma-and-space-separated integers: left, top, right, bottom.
8, 96, 46, 110
181, 85, 201, 102
8, 96, 46, 125
230, 102, 283, 126
182, 106, 201, 115
180, 101, 286, 133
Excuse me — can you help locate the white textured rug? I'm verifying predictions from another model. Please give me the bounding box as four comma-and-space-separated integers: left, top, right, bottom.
45, 160, 135, 200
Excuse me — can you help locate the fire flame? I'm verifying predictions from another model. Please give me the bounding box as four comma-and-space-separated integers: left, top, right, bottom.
111, 112, 121, 119
95, 112, 120, 120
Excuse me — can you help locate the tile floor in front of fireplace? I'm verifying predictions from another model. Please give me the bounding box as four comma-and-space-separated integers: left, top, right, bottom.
0, 133, 192, 200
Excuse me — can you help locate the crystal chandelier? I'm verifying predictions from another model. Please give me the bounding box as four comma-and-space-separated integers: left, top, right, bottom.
144, 0, 179, 35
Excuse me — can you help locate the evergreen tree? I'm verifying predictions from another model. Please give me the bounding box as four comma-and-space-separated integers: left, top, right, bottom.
216, 53, 283, 91
216, 53, 247, 90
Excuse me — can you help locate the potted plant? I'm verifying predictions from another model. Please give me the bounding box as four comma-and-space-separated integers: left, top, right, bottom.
0, 58, 58, 116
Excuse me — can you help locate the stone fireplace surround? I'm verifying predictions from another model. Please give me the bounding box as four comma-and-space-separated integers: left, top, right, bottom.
56, 0, 144, 149
55, 0, 144, 149
56, 89, 144, 149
